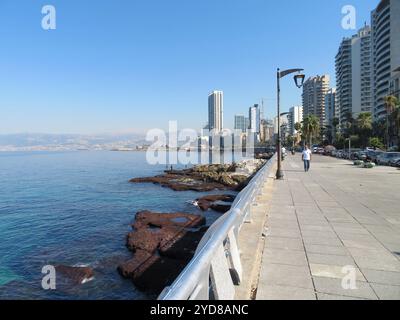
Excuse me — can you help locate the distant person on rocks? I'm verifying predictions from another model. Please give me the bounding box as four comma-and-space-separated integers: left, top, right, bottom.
302, 144, 312, 172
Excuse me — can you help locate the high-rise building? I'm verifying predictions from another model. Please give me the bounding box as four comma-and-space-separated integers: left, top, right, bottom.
249, 104, 261, 134
234, 115, 248, 133
371, 0, 400, 120
325, 88, 338, 141
260, 119, 267, 143
288, 106, 303, 136
353, 26, 373, 116
335, 25, 372, 125
302, 75, 330, 127
336, 37, 352, 124
208, 91, 223, 133
389, 67, 400, 100
245, 117, 250, 131
324, 88, 338, 127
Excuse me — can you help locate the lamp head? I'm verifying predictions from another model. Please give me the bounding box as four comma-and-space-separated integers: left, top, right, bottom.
294, 73, 305, 88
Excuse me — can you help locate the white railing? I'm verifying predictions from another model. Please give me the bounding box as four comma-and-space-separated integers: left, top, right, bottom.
158, 155, 276, 300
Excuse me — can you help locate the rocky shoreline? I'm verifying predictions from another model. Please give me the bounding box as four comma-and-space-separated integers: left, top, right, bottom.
119, 159, 268, 295
129, 159, 267, 192
117, 211, 208, 294
53, 157, 270, 297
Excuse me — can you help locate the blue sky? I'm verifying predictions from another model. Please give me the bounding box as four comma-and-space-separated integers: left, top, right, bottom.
0, 0, 377, 134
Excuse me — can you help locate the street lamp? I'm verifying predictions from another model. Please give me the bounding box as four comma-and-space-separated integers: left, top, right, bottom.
276, 68, 305, 180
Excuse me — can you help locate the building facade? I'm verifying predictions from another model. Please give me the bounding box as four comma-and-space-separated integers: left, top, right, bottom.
249, 104, 261, 134
234, 115, 249, 133
324, 88, 338, 127
302, 75, 330, 127
335, 26, 372, 126
389, 67, 400, 100
371, 0, 400, 120
288, 106, 303, 136
208, 91, 224, 133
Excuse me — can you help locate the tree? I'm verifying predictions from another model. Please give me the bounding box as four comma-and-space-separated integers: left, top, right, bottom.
294, 122, 302, 145
384, 95, 399, 148
369, 137, 384, 150
356, 112, 372, 148
343, 111, 355, 138
286, 136, 295, 148
334, 133, 346, 150
332, 117, 340, 142
357, 112, 372, 131
302, 115, 320, 147
294, 122, 302, 133
372, 118, 386, 140
323, 125, 333, 145
394, 106, 400, 150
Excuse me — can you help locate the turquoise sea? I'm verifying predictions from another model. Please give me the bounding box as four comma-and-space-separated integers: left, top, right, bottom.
0, 151, 232, 299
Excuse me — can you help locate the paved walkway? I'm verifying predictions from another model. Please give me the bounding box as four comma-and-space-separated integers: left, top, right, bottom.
256, 154, 400, 300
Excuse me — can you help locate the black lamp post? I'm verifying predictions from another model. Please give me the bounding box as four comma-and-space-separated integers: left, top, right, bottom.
276, 68, 305, 180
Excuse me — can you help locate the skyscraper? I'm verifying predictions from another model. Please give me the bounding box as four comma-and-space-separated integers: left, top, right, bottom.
249, 104, 261, 133
208, 91, 223, 133
302, 75, 330, 127
371, 0, 400, 120
335, 25, 372, 125
324, 88, 338, 127
288, 106, 303, 136
234, 115, 248, 133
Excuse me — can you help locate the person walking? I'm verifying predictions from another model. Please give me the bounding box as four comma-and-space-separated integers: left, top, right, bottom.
302, 144, 312, 172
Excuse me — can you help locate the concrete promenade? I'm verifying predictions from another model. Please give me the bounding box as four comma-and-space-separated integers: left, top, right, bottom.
256, 154, 400, 300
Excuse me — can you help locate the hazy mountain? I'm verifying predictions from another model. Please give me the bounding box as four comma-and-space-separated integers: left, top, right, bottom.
0, 133, 147, 151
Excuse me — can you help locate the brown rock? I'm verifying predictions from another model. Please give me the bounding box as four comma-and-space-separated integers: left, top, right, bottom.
129, 164, 243, 192
159, 227, 208, 260
133, 210, 206, 229
130, 255, 187, 294
117, 250, 155, 278
126, 228, 164, 253
55, 265, 94, 284
118, 211, 209, 295
210, 203, 232, 213
196, 194, 235, 212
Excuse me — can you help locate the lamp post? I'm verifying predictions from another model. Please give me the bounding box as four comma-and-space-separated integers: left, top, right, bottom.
276, 68, 305, 180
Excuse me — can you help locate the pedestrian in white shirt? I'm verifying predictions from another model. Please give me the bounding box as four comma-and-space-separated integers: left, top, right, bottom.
302, 145, 312, 172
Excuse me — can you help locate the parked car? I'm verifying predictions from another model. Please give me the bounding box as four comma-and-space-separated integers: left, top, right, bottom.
366, 150, 384, 164
377, 152, 400, 166
392, 159, 400, 168
336, 150, 345, 159
354, 151, 367, 161
389, 156, 400, 167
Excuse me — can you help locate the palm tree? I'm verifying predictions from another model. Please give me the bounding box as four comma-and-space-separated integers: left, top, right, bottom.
357, 112, 372, 148
384, 95, 399, 148
332, 117, 340, 142
302, 115, 320, 147
294, 122, 302, 133
357, 112, 372, 130
343, 111, 354, 138
395, 107, 400, 149
294, 122, 302, 145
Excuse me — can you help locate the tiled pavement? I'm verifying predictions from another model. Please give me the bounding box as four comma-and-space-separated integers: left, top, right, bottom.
256, 155, 400, 300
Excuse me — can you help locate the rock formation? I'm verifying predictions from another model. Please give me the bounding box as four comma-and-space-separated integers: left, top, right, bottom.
118, 211, 208, 294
